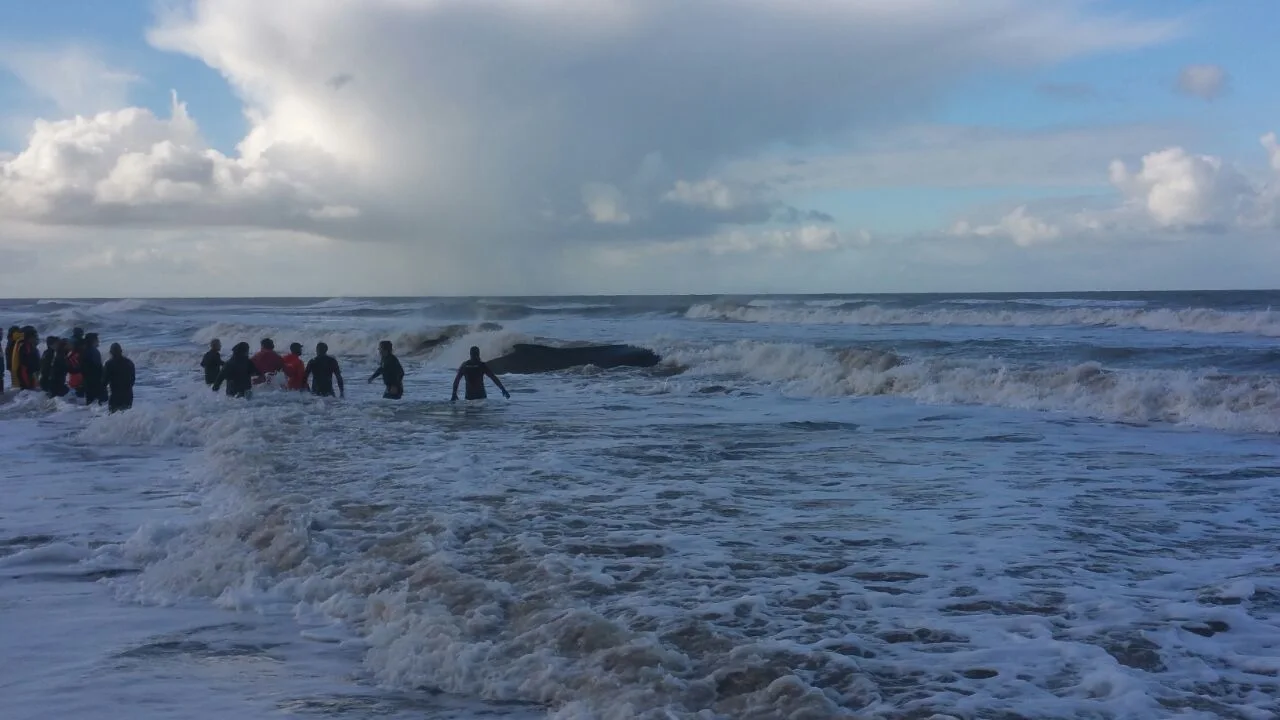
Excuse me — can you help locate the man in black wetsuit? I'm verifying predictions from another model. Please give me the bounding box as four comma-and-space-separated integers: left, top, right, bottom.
451, 346, 509, 402
367, 340, 405, 399
80, 333, 106, 405
201, 338, 224, 386
212, 342, 262, 398
103, 343, 136, 413
39, 336, 58, 394
305, 342, 344, 398
46, 339, 71, 398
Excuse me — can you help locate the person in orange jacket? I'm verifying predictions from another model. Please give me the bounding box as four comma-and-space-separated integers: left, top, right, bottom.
281, 343, 308, 391
251, 338, 284, 385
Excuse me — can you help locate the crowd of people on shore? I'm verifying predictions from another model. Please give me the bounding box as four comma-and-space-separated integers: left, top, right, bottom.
4, 327, 511, 411
4, 325, 136, 412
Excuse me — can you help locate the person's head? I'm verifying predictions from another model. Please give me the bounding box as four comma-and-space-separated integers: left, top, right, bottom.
210, 338, 221, 352
7, 326, 18, 340
85, 332, 99, 347
316, 342, 329, 356
379, 340, 393, 356
22, 326, 37, 341
260, 338, 274, 351
469, 346, 481, 361
58, 338, 71, 352
72, 327, 84, 340
289, 342, 302, 356
109, 342, 123, 358
46, 336, 58, 348
233, 341, 250, 356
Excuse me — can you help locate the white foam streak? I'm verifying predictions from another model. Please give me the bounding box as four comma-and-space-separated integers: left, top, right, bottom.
687, 302, 1280, 337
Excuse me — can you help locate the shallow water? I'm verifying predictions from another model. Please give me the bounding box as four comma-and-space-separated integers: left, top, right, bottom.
2, 292, 1279, 719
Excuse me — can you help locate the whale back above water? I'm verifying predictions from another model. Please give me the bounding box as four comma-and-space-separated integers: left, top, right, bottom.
486, 343, 661, 374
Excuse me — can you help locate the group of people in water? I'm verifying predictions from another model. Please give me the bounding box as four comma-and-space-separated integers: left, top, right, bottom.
201, 337, 511, 402
4, 326, 511, 410
4, 325, 136, 412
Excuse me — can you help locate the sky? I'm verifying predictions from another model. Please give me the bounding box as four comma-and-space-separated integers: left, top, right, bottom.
0, 0, 1277, 298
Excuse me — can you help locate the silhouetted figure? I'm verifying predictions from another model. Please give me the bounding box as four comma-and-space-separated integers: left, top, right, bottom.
305, 342, 344, 398
103, 343, 136, 413
39, 336, 58, 394
368, 340, 405, 399
80, 333, 106, 405
46, 340, 70, 398
452, 346, 509, 402
201, 338, 224, 386
212, 342, 263, 398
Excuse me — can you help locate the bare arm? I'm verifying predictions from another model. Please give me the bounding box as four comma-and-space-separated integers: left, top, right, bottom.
451, 367, 463, 400
335, 364, 345, 397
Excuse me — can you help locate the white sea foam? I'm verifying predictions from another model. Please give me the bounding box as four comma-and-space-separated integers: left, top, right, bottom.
686, 302, 1280, 337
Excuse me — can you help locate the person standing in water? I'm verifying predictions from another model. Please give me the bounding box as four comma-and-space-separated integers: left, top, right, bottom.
46, 339, 71, 398
451, 346, 509, 402
305, 342, 344, 398
15, 326, 42, 391
368, 340, 405, 399
6, 326, 20, 387
80, 333, 106, 405
68, 328, 85, 397
212, 342, 263, 398
251, 338, 284, 385
39, 336, 58, 394
201, 338, 224, 386
282, 343, 308, 391
103, 343, 136, 413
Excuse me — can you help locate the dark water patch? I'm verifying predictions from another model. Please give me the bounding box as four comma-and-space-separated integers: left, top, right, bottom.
851, 571, 926, 583
116, 638, 286, 661
563, 542, 667, 559
1097, 632, 1166, 672
781, 420, 860, 432
5, 567, 140, 582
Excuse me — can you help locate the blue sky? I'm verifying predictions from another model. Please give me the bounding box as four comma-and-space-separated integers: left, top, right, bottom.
0, 0, 1277, 296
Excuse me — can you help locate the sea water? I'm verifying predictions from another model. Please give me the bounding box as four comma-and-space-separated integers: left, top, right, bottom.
1, 292, 1278, 720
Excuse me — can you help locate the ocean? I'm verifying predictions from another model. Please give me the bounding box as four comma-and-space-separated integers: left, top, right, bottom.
1, 291, 1278, 720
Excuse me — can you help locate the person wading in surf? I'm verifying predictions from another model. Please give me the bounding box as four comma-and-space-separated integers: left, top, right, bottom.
368, 340, 405, 399
201, 338, 224, 386
212, 342, 263, 398
305, 342, 344, 398
451, 346, 509, 402
282, 343, 308, 391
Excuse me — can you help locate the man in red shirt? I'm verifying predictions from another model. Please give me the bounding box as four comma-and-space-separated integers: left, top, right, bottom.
282, 342, 308, 391
251, 338, 285, 385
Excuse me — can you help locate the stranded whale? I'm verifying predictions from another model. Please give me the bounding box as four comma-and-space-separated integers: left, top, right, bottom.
486, 343, 661, 374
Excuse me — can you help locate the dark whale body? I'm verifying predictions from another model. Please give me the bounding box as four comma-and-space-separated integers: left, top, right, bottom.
486, 343, 661, 374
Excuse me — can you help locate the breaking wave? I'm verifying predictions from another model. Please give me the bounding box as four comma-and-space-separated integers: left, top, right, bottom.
686, 302, 1280, 337
660, 340, 1280, 434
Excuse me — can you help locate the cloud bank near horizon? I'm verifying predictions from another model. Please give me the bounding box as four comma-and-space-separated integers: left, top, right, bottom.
0, 0, 1275, 296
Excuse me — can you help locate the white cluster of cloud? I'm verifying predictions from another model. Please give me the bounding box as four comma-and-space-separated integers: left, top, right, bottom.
952, 133, 1280, 247
0, 2, 1179, 278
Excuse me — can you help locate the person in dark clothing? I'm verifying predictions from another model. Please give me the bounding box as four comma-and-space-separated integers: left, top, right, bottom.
39, 336, 59, 394
305, 342, 344, 398
80, 333, 106, 405
368, 340, 405, 399
103, 343, 136, 413
452, 346, 509, 402
201, 338, 224, 386
46, 339, 71, 398
212, 342, 262, 398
